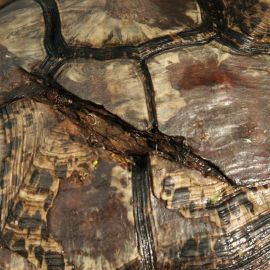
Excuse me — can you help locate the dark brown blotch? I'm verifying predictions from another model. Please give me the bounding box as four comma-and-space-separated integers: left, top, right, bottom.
4, 120, 12, 129
198, 238, 210, 256
0, 231, 14, 247
18, 211, 42, 233
249, 186, 258, 193
167, 59, 238, 91
162, 176, 175, 196
181, 238, 197, 257
250, 16, 261, 28
45, 251, 65, 270
41, 221, 49, 241
213, 240, 225, 257
217, 205, 231, 225
0, 177, 4, 188
10, 137, 21, 151
24, 113, 33, 127
12, 174, 19, 187
5, 199, 14, 223
44, 193, 54, 211
260, 2, 269, 11
172, 187, 190, 206
120, 177, 128, 188
30, 169, 53, 193
242, 195, 255, 214
55, 164, 67, 179
35, 245, 45, 268
189, 201, 196, 212
12, 238, 28, 258
3, 160, 10, 177
12, 200, 24, 220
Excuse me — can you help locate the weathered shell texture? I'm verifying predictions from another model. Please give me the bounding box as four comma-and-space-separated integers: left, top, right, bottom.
0, 0, 269, 270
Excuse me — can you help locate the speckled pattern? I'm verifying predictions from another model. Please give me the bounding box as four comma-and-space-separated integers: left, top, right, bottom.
0, 99, 102, 269
150, 155, 270, 270
225, 0, 270, 43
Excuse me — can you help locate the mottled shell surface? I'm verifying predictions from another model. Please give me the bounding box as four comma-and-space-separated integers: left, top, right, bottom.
0, 1, 269, 270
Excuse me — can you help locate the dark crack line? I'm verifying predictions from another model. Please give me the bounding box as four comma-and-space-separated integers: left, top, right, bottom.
140, 61, 158, 129
219, 29, 270, 55
198, 0, 227, 33
199, 0, 270, 54
33, 75, 236, 187
132, 156, 156, 270
34, 0, 216, 62
35, 0, 68, 57
24, 0, 270, 69
37, 57, 67, 83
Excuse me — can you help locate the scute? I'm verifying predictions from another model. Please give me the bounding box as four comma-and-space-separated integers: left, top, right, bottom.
55, 59, 150, 130
0, 0, 46, 71
56, 0, 201, 47
49, 160, 140, 270
148, 42, 270, 185
150, 154, 270, 270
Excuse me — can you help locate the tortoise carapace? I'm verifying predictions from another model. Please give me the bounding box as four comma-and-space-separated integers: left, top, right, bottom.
0, 0, 269, 269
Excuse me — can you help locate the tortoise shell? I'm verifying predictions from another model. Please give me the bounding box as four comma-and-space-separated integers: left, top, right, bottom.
0, 0, 269, 270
